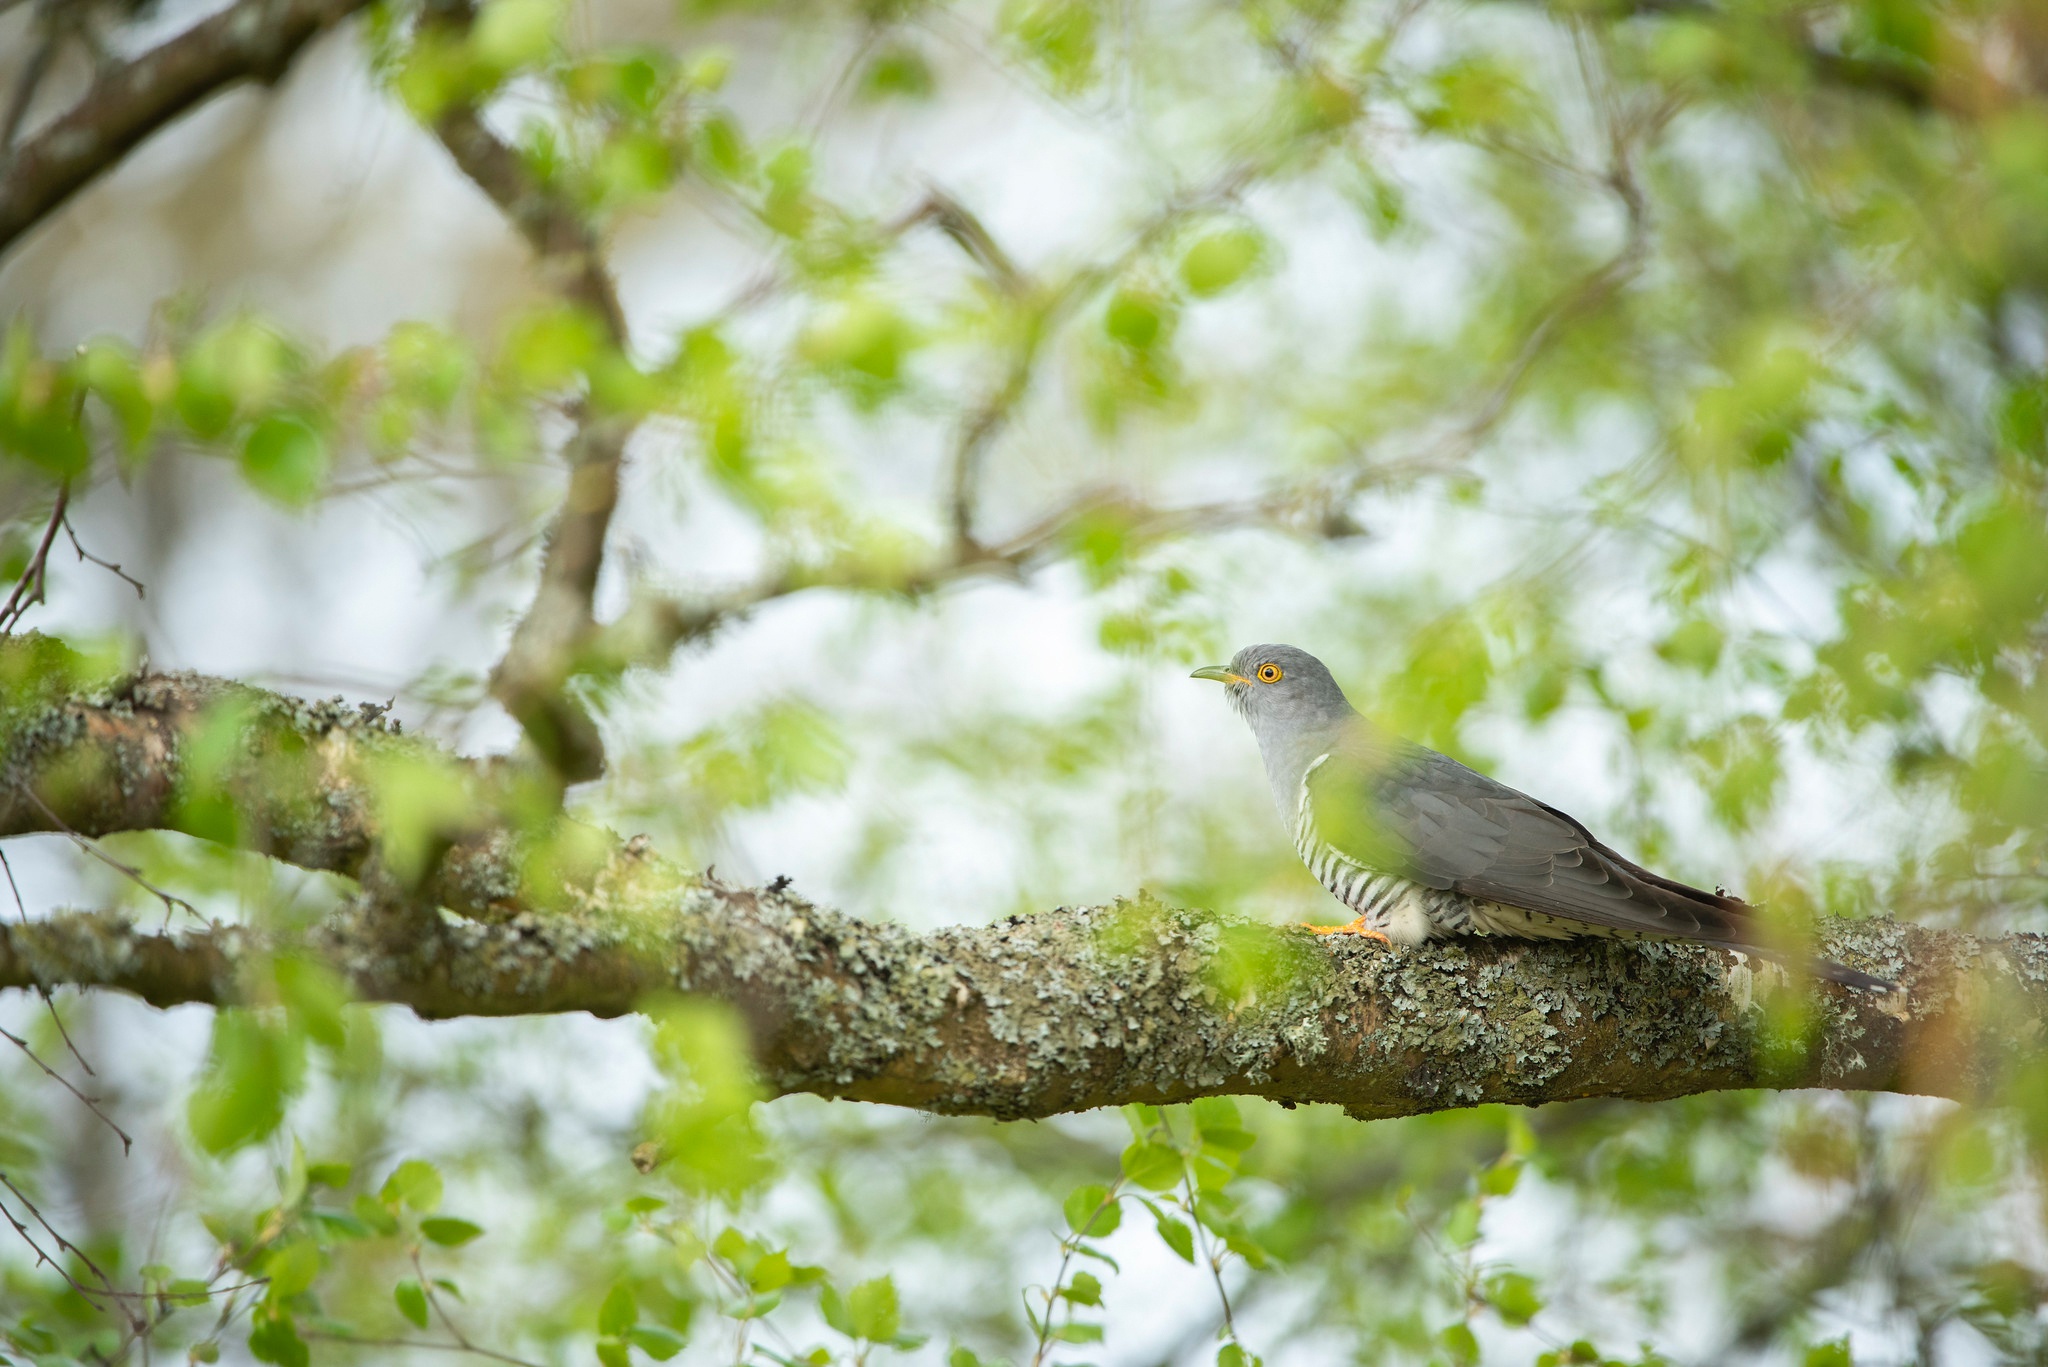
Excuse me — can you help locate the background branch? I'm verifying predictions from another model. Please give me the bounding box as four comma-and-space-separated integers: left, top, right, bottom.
426, 16, 630, 785
0, 0, 376, 259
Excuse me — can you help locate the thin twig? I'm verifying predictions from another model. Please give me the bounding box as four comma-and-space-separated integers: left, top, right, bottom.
1182, 1173, 1236, 1344
1028, 1180, 1123, 1367
0, 1187, 112, 1313
0, 846, 96, 1077
63, 514, 145, 599
409, 1247, 544, 1367
0, 484, 69, 635
0, 1022, 131, 1152
15, 784, 198, 927
301, 1331, 546, 1366
0, 1170, 139, 1328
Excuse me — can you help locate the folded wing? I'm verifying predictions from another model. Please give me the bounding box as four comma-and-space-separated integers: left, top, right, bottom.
1304, 737, 1755, 943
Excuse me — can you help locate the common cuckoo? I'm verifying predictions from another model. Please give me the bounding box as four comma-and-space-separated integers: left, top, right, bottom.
1194, 644, 1890, 990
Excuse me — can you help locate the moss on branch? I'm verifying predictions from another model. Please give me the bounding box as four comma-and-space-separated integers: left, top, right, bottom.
4, 640, 2041, 1123
0, 893, 2035, 1123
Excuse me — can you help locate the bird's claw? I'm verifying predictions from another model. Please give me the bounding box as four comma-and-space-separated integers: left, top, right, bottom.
1301, 917, 1391, 944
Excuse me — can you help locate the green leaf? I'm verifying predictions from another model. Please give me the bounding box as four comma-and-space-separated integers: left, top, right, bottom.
305, 1162, 351, 1188
1190, 1096, 1242, 1132
1003, 0, 1097, 89
352, 1192, 400, 1235
186, 1010, 303, 1156
394, 1279, 430, 1330
77, 339, 154, 454
472, 0, 563, 72
849, 1275, 900, 1341
247, 1308, 308, 1367
240, 414, 329, 507
1438, 1322, 1480, 1366
1656, 618, 1725, 672
1803, 1339, 1852, 1367
1120, 1141, 1183, 1191
1155, 1212, 1196, 1264
263, 1240, 321, 1300
380, 1160, 444, 1213
750, 1249, 793, 1293
628, 1325, 686, 1360
167, 1279, 214, 1307
1484, 1270, 1543, 1326
1478, 1157, 1521, 1197
419, 1217, 484, 1247
820, 1283, 854, 1337
1064, 1271, 1102, 1306
1053, 1322, 1104, 1343
596, 1338, 632, 1367
1105, 287, 1172, 350
599, 1283, 636, 1337
1064, 1183, 1121, 1236
1218, 1345, 1252, 1367
1179, 227, 1264, 296
862, 44, 935, 100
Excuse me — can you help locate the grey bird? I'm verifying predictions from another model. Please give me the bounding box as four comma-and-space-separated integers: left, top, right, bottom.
1194, 644, 1891, 990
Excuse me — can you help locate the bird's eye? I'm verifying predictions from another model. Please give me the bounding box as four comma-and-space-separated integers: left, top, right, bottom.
1256, 662, 1283, 683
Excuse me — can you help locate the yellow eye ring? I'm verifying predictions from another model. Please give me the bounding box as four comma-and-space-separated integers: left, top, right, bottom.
1256, 662, 1283, 683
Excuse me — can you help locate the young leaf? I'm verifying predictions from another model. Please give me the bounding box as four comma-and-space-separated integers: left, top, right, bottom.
419, 1217, 484, 1247
599, 1283, 636, 1337
1064, 1183, 1121, 1236
395, 1279, 430, 1329
1155, 1213, 1196, 1264
628, 1326, 686, 1360
848, 1276, 900, 1342
380, 1160, 444, 1213
1120, 1141, 1183, 1191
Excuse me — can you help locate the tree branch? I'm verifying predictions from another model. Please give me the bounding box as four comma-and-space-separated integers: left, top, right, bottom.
0, 0, 376, 260
0, 639, 2038, 1123
0, 896, 2030, 1123
422, 2, 631, 785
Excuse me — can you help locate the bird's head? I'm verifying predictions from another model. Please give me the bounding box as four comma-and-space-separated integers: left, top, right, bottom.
1191, 644, 1354, 734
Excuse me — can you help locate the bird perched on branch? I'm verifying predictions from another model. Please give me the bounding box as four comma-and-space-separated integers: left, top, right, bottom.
1193, 644, 1891, 990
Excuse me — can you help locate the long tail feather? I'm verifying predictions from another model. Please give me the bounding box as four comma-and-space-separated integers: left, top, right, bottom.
1711, 943, 1896, 993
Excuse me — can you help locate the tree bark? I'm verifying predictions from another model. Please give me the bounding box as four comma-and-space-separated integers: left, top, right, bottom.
0, 640, 2038, 1123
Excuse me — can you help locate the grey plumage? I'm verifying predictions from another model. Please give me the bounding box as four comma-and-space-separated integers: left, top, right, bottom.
1194, 644, 1891, 990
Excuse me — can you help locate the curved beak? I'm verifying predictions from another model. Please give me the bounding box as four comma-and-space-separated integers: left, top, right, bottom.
1191, 665, 1250, 685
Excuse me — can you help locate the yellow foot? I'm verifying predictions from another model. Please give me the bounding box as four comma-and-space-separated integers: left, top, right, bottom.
1301, 916, 1391, 944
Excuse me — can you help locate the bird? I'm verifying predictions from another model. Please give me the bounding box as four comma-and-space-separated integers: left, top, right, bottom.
1192, 643, 1892, 990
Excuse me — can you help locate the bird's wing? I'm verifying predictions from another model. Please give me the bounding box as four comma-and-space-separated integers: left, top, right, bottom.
1302, 737, 1754, 942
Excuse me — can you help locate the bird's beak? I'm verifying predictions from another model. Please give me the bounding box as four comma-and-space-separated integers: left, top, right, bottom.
1191, 665, 1251, 685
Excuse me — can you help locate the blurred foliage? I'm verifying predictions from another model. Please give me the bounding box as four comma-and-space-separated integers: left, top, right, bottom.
9, 0, 2048, 1362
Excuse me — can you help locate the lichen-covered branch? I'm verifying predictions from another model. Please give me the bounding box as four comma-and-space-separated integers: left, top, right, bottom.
4, 639, 2040, 1122
0, 892, 2035, 1123
0, 643, 548, 919
0, 0, 375, 259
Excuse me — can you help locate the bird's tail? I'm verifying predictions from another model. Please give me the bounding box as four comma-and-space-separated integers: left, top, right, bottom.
1713, 943, 1896, 993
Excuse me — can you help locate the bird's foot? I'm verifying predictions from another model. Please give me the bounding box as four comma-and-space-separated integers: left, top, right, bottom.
1301, 916, 1391, 944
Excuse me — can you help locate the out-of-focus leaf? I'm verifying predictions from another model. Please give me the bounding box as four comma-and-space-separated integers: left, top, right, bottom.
419, 1217, 484, 1246
395, 1279, 430, 1329
240, 414, 328, 507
